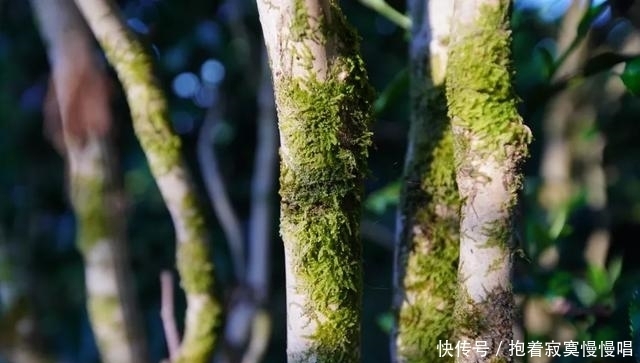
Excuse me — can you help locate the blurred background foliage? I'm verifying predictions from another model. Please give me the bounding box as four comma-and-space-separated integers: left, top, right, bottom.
1, 0, 639, 362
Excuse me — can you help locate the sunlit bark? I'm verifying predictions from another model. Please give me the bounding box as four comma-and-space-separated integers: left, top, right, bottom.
256, 0, 374, 361
447, 1, 531, 362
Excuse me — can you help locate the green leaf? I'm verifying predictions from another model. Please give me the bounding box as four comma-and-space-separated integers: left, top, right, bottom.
586, 264, 610, 295
574, 279, 597, 306
537, 47, 555, 79
607, 256, 623, 285
548, 271, 573, 296
583, 52, 633, 77
549, 207, 568, 240
621, 58, 640, 96
374, 68, 409, 115
577, 2, 608, 39
376, 312, 393, 334
549, 2, 608, 80
365, 181, 401, 215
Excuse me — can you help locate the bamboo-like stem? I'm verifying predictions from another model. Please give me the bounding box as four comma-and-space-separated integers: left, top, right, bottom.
72, 1, 222, 362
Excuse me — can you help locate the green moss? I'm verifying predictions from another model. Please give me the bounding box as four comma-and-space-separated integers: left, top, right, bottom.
94, 17, 221, 362
87, 295, 126, 356
453, 292, 482, 339
275, 2, 373, 362
175, 297, 221, 363
72, 175, 109, 253
180, 191, 207, 243
394, 24, 460, 359
453, 288, 514, 359
98, 31, 182, 176
446, 4, 522, 361
88, 296, 120, 325
446, 3, 531, 162
395, 85, 460, 362
175, 192, 216, 293
177, 241, 214, 293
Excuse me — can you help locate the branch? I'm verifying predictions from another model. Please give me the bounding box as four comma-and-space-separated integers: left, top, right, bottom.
227, 50, 278, 363
240, 309, 271, 363
160, 271, 180, 362
358, 0, 411, 30
197, 96, 246, 282
73, 1, 222, 361
246, 52, 277, 303
31, 1, 148, 362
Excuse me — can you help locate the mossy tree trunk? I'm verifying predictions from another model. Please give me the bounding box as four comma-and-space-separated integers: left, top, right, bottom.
256, 0, 374, 362
72, 0, 221, 362
446, 1, 531, 362
392, 0, 459, 362
31, 1, 148, 362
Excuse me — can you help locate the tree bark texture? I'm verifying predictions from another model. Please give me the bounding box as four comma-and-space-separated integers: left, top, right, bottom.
447, 1, 531, 362
392, 0, 459, 362
256, 0, 374, 362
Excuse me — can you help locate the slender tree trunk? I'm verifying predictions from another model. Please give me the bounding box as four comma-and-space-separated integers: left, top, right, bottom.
447, 1, 531, 362
392, 0, 459, 362
30, 1, 148, 362
71, 1, 222, 362
256, 1, 374, 361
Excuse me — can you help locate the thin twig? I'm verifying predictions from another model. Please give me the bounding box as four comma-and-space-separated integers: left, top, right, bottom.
197, 98, 246, 281
160, 271, 180, 362
247, 51, 277, 303
358, 0, 411, 30
240, 309, 271, 363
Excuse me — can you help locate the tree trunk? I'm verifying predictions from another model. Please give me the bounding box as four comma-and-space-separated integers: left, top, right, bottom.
256, 1, 374, 361
392, 0, 459, 362
71, 0, 222, 362
30, 1, 148, 362
447, 1, 531, 362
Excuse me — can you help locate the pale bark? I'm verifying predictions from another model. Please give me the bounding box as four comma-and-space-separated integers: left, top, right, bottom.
30, 1, 147, 362
392, 0, 458, 362
447, 1, 531, 362
71, 0, 222, 362
256, 0, 374, 361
